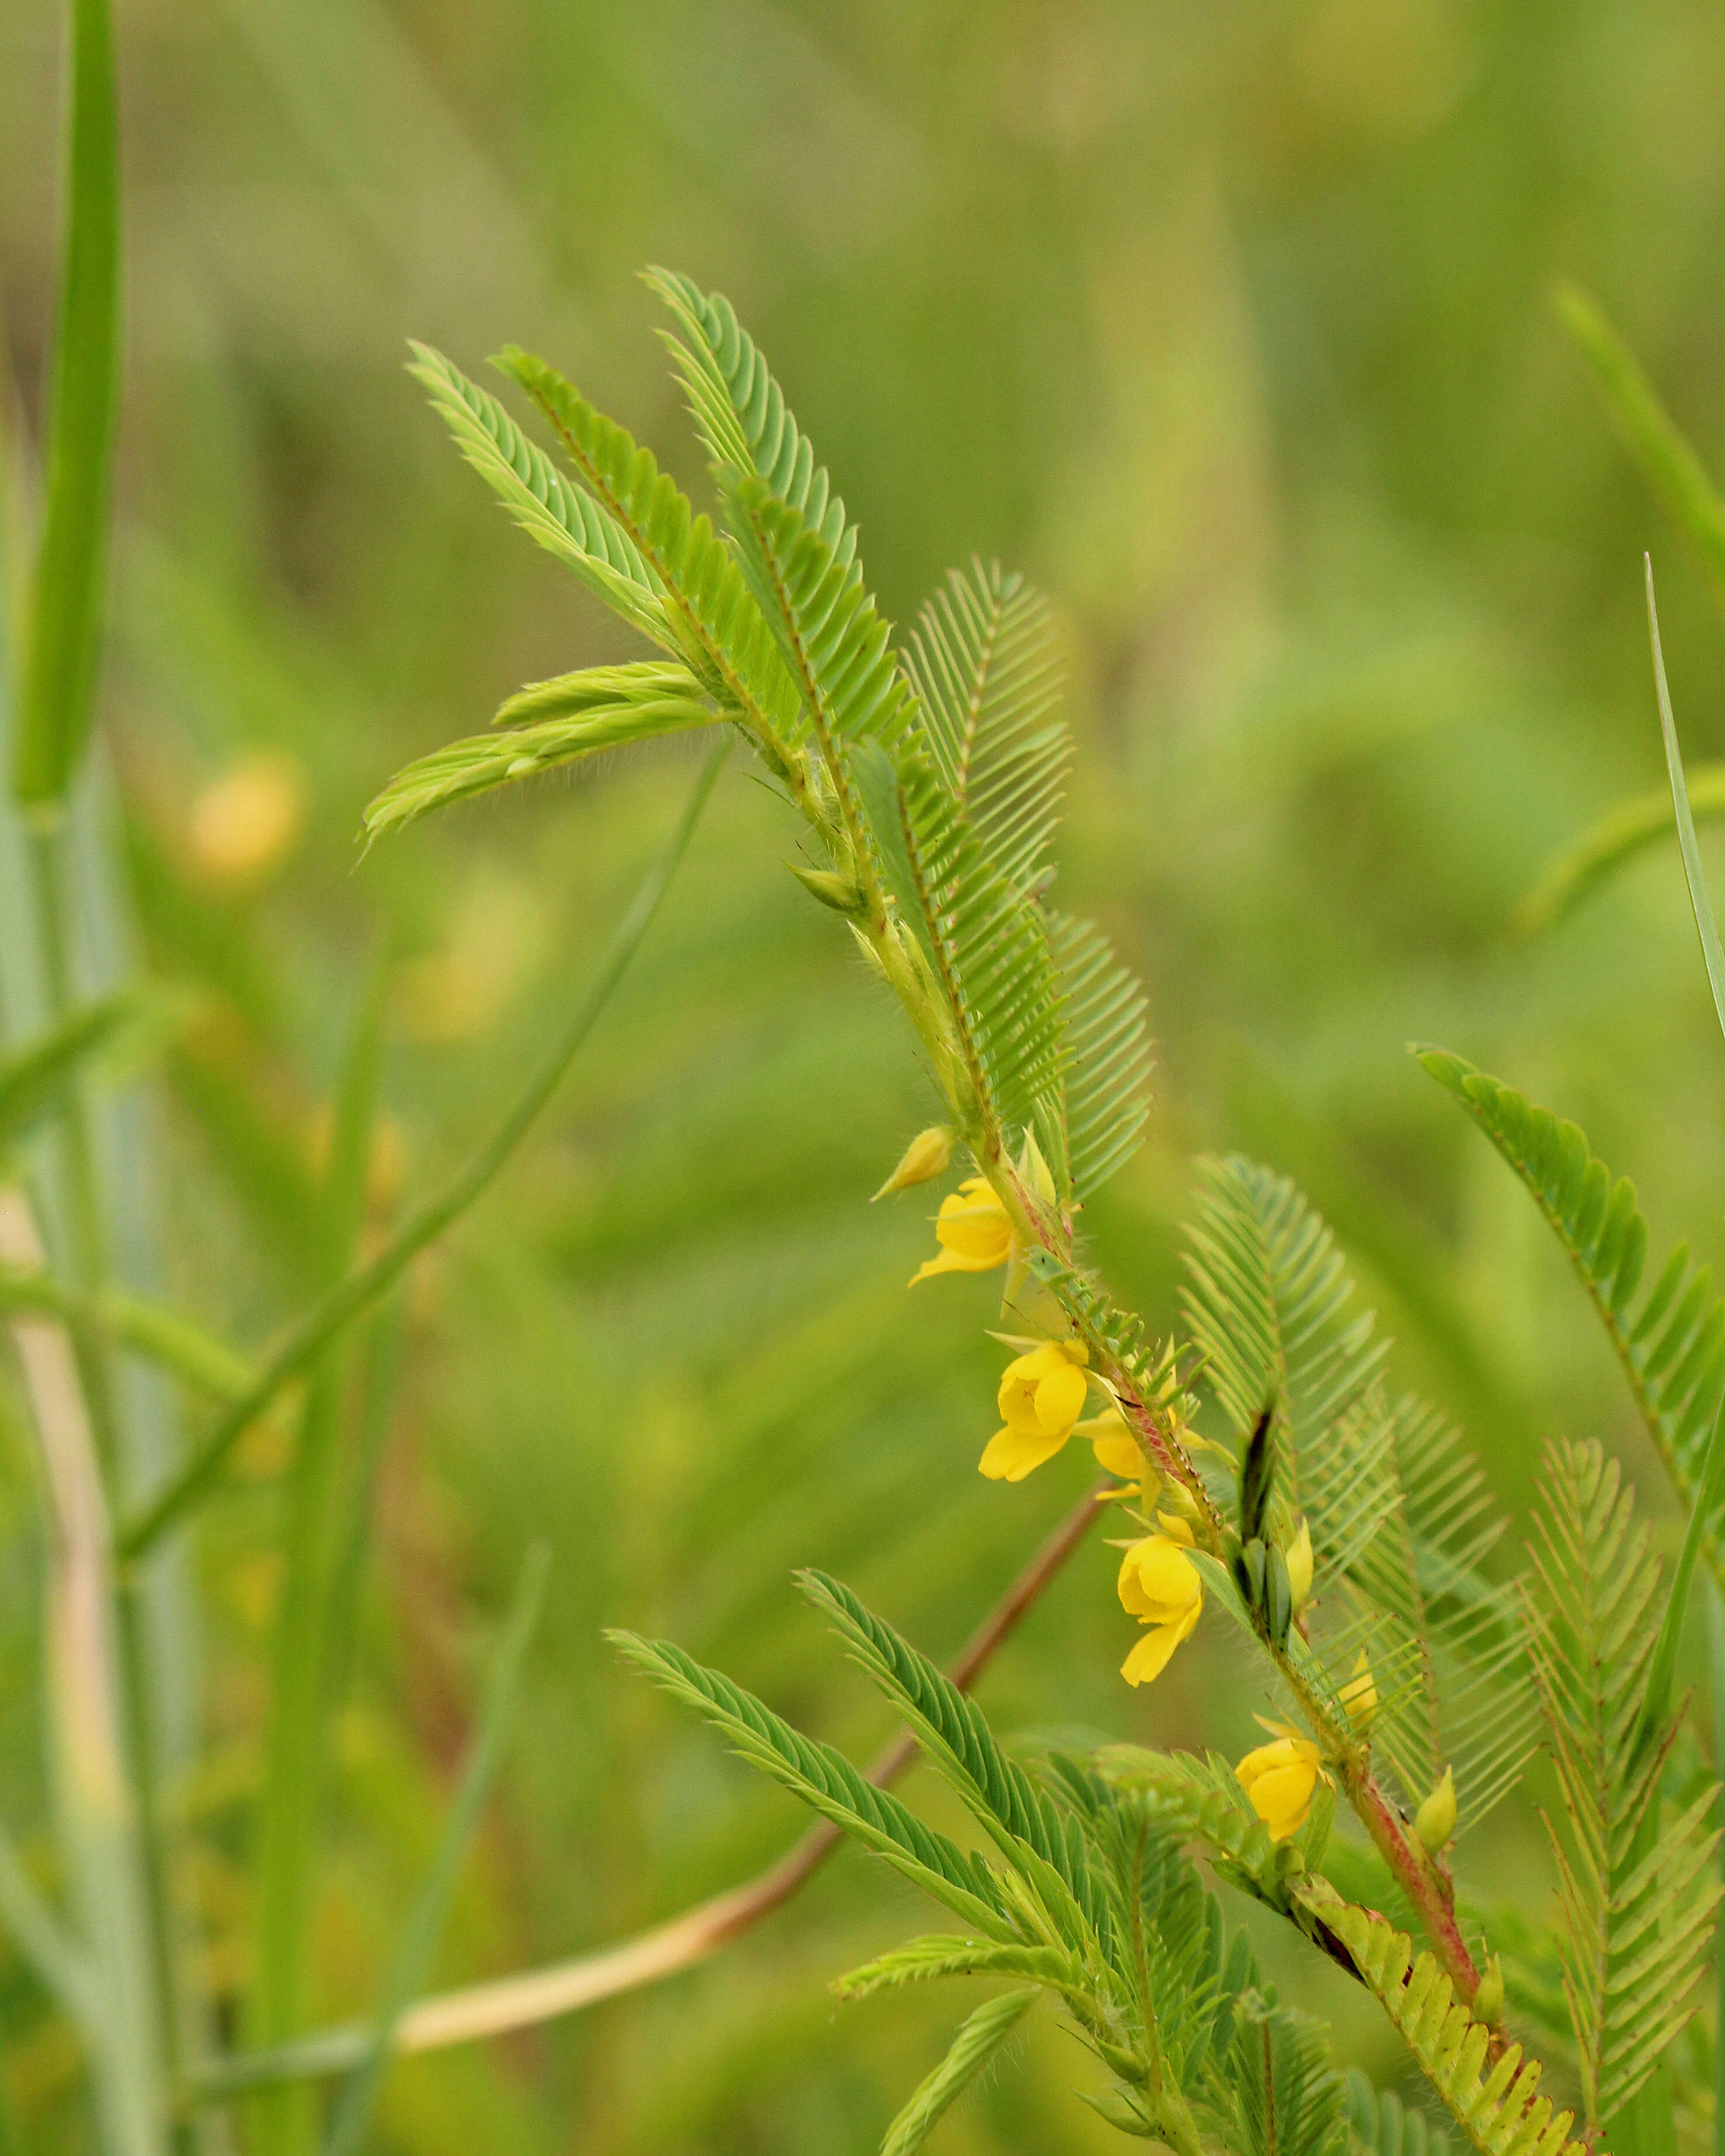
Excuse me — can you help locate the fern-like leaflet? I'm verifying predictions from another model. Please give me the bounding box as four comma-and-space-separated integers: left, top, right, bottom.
1420, 1047, 1725, 1572
903, 560, 1068, 898
492, 345, 806, 761
1523, 1436, 1722, 2126
1294, 1879, 1584, 2156
853, 740, 1064, 1148
607, 1631, 1015, 1939
406, 343, 669, 647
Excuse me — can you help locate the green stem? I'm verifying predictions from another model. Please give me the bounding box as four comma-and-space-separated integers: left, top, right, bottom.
27, 819, 185, 2144
118, 737, 730, 1559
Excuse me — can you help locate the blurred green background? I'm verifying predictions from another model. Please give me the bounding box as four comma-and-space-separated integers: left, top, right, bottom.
6, 0, 1725, 2148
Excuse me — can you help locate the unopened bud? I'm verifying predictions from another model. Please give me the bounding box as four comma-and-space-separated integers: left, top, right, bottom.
1415, 1765, 1456, 1852
1018, 1127, 1058, 1210
873, 1126, 956, 1201
1285, 1517, 1313, 1612
1471, 1952, 1503, 2027
787, 861, 867, 915
1339, 1650, 1377, 1731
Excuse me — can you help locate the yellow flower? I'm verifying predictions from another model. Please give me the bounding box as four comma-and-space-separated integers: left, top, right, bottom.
1339, 1648, 1377, 1730
1285, 1518, 1313, 1612
1076, 1404, 1144, 1480
1235, 1731, 1327, 1841
1116, 1521, 1203, 1686
978, 1341, 1090, 1481
874, 1125, 956, 1200
910, 1177, 1015, 1284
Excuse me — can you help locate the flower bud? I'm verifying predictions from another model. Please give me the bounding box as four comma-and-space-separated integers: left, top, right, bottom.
1285, 1517, 1313, 1612
787, 861, 866, 914
873, 1126, 956, 1201
1339, 1649, 1377, 1731
1018, 1127, 1058, 1209
1471, 1952, 1504, 2027
1415, 1765, 1456, 1852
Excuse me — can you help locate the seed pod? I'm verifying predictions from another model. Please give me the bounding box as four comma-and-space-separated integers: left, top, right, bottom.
1233, 1536, 1267, 1615
1238, 1405, 1276, 1543
1265, 1542, 1293, 1648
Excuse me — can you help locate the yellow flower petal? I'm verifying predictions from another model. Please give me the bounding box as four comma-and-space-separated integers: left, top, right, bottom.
1285, 1518, 1314, 1611
1092, 1435, 1141, 1477
1243, 1761, 1317, 1840
978, 1422, 1072, 1482
1119, 1597, 1202, 1687
1153, 1511, 1195, 1547
1032, 1359, 1089, 1432
1117, 1537, 1203, 1623
909, 1179, 1014, 1283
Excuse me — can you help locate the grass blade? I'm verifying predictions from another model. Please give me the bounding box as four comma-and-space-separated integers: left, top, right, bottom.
0, 1268, 254, 1399
0, 992, 133, 1148
117, 737, 729, 1558
249, 956, 390, 2156
1514, 765, 1725, 933
320, 1543, 549, 2156
0, 1811, 98, 2032
0, 1189, 166, 2156
1561, 286, 1725, 620
12, 0, 122, 809
1646, 560, 1725, 1049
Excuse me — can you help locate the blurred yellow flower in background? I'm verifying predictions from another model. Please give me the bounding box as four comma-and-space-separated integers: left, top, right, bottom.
186, 750, 308, 888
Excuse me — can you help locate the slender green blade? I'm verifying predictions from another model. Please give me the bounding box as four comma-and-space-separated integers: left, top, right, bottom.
117, 737, 728, 1556
1563, 286, 1725, 619
248, 955, 389, 2156
1515, 763, 1725, 933
13, 0, 122, 808
1646, 560, 1725, 1049
320, 1544, 549, 2156
0, 991, 132, 1148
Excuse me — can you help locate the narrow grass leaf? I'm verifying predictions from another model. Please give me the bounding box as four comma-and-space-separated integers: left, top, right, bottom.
12, 0, 121, 807
1647, 560, 1725, 1050
1514, 765, 1725, 933
0, 992, 133, 1148
117, 738, 728, 1557
320, 1544, 549, 2156
1561, 287, 1725, 618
